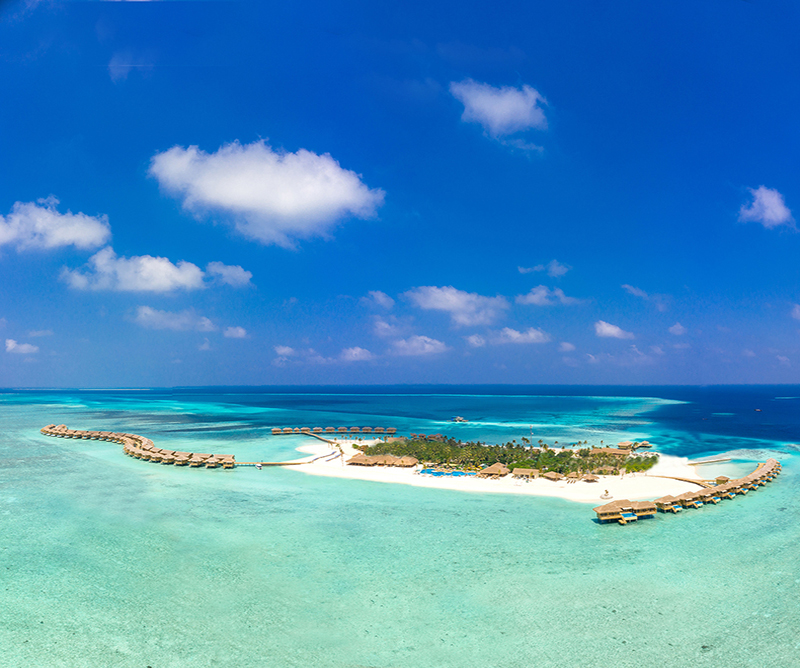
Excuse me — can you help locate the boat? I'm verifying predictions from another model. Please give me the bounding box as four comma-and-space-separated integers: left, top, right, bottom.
451, 416, 468, 423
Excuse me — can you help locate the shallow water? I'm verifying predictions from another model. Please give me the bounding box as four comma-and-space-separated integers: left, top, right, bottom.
1, 387, 799, 667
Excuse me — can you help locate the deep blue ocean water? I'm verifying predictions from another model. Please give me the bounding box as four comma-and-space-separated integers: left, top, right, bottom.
1, 386, 799, 667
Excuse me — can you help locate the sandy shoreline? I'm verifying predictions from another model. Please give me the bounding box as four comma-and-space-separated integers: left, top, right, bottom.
285, 438, 714, 504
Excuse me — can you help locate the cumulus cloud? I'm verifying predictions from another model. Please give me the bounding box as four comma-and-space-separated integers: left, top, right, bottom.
361, 290, 395, 309
149, 140, 385, 248
373, 316, 403, 338
669, 322, 687, 336
223, 326, 247, 339
515, 285, 580, 306
449, 79, 547, 136
5, 339, 38, 354
404, 285, 509, 326
558, 342, 575, 352
739, 186, 794, 229
0, 197, 110, 251
391, 335, 449, 356
206, 262, 253, 287
465, 334, 486, 348
133, 306, 216, 332
62, 247, 204, 292
340, 346, 375, 362
594, 320, 634, 339
492, 327, 550, 344
518, 260, 569, 277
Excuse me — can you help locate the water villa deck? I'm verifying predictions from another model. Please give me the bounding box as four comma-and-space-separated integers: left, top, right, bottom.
40, 424, 239, 468
270, 426, 397, 437
593, 458, 782, 525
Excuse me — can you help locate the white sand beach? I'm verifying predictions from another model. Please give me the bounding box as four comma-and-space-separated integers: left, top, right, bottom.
286, 437, 714, 504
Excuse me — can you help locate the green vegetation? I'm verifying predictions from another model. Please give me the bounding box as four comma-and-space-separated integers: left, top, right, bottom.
361, 437, 659, 475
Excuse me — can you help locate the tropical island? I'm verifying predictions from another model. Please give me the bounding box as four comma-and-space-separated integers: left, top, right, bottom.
358, 434, 659, 476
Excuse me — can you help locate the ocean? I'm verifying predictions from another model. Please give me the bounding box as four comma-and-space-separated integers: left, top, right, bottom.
1, 386, 798, 667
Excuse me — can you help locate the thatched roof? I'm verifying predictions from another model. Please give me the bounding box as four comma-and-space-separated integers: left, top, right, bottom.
582, 474, 599, 482
479, 462, 510, 476
542, 471, 564, 481
512, 468, 537, 477
397, 456, 419, 467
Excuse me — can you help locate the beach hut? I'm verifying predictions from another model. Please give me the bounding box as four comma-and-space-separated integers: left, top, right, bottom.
347, 453, 370, 466
512, 468, 538, 479
566, 471, 579, 479
397, 456, 419, 467
582, 474, 599, 482
478, 463, 510, 478
617, 441, 634, 450
542, 471, 564, 482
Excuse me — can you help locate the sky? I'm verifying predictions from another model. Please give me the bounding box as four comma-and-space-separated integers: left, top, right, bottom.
1, 0, 800, 387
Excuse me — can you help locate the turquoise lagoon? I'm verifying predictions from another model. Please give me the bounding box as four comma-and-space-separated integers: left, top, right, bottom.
1, 387, 799, 667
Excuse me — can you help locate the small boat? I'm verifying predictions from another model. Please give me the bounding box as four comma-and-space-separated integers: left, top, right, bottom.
451, 416, 468, 423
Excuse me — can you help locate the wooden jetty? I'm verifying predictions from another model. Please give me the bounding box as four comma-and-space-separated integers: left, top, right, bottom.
270, 426, 397, 437
593, 458, 782, 526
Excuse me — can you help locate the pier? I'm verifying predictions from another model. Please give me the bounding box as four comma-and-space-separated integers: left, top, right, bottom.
593, 458, 782, 525
271, 426, 397, 436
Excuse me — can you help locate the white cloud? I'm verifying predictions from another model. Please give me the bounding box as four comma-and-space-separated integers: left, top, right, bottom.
198, 338, 211, 351
6, 339, 39, 354
621, 284, 668, 312
149, 140, 385, 248
223, 326, 247, 339
492, 327, 550, 344
274, 345, 296, 357
515, 285, 580, 306
558, 342, 575, 352
373, 316, 404, 338
742, 349, 756, 358
739, 186, 794, 229
594, 320, 634, 339
0, 197, 110, 251
669, 322, 687, 336
791, 304, 800, 320
108, 49, 155, 83
206, 262, 253, 287
340, 346, 375, 362
777, 355, 791, 367
449, 79, 547, 136
465, 334, 486, 348
518, 260, 570, 277
391, 335, 449, 356
28, 329, 53, 337
650, 345, 665, 355
62, 247, 204, 292
361, 290, 395, 309
404, 285, 509, 326
133, 306, 216, 332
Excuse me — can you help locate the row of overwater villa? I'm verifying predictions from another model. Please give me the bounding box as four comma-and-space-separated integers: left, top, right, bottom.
41, 424, 236, 468
271, 426, 397, 436
593, 458, 782, 525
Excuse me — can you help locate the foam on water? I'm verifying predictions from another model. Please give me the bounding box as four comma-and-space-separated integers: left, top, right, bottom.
2, 389, 799, 667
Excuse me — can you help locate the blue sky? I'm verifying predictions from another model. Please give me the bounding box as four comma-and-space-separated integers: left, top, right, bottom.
2, 0, 800, 387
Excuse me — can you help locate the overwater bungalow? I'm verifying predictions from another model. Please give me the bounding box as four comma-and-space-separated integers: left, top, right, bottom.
373, 427, 385, 434
715, 475, 731, 485
173, 452, 191, 466
300, 427, 310, 433
654, 495, 681, 513
386, 428, 397, 435
350, 427, 361, 434
617, 441, 634, 450
362, 427, 373, 434
325, 427, 336, 433
218, 455, 235, 469
272, 428, 282, 435
205, 457, 219, 468
337, 427, 348, 434
676, 492, 703, 509
161, 454, 176, 465
593, 500, 642, 525
313, 427, 323, 433
631, 500, 657, 518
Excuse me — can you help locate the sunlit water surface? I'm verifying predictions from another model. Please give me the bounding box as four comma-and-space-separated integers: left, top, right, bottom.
1, 387, 799, 667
